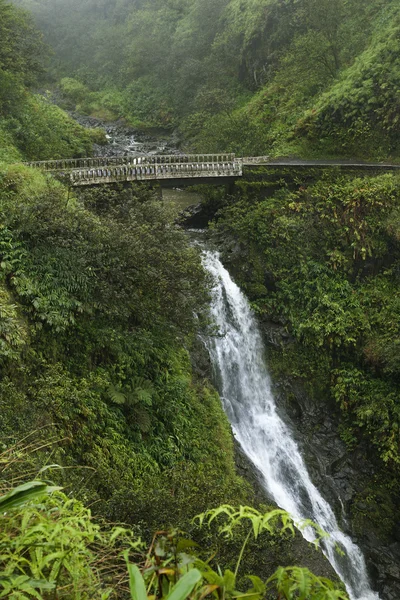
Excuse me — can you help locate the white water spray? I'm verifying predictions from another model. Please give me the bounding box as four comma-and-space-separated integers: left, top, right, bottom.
202, 250, 380, 600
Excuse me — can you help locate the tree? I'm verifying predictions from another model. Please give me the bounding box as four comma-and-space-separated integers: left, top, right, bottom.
0, 0, 45, 86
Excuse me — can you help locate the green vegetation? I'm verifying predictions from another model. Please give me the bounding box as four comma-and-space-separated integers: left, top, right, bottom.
0, 92, 103, 161
0, 476, 347, 600
0, 162, 250, 532
0, 0, 103, 162
15, 0, 400, 157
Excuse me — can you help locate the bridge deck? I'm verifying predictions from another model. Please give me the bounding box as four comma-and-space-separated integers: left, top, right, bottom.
23, 154, 400, 186
24, 154, 243, 186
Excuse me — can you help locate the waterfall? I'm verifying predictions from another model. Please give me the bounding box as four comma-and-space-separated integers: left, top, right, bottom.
202, 250, 380, 600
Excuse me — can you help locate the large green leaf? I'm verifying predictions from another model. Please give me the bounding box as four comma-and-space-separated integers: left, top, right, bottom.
164, 569, 202, 600
0, 481, 61, 512
125, 558, 148, 600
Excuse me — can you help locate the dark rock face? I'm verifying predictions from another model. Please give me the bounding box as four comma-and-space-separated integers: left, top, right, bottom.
261, 321, 400, 600
177, 203, 211, 229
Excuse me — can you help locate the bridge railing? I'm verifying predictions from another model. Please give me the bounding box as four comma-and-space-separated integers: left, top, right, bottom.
24, 157, 124, 171
24, 154, 237, 172
67, 160, 241, 185
242, 156, 270, 164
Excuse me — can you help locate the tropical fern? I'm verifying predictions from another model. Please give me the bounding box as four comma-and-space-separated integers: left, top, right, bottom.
107, 382, 126, 405
108, 379, 154, 433
0, 285, 28, 361
195, 505, 295, 540
267, 566, 348, 599
108, 377, 155, 407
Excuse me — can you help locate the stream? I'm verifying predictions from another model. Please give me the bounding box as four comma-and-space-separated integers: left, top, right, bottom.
202, 250, 380, 600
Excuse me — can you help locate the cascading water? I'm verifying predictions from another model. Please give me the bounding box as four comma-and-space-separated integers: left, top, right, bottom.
202, 250, 380, 600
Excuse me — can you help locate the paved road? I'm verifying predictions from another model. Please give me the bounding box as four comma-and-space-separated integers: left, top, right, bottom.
244, 159, 400, 169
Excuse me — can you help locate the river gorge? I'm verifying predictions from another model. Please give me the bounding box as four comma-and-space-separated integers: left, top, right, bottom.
74, 114, 400, 599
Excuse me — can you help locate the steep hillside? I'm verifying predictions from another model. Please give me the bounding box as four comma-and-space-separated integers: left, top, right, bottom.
0, 0, 103, 161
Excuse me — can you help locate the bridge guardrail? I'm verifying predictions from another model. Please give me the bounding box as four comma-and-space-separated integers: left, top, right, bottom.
24, 153, 237, 172
242, 156, 270, 164
67, 160, 242, 185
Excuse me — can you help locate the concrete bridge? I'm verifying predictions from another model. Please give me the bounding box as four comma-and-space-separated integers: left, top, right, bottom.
24, 154, 251, 186
24, 154, 400, 186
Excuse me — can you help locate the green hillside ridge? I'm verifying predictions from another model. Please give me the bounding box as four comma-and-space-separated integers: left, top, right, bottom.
0, 0, 103, 162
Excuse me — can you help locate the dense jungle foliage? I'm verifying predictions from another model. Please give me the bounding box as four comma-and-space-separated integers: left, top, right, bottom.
0, 162, 246, 524
15, 0, 400, 158
0, 0, 104, 161
0, 477, 346, 599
